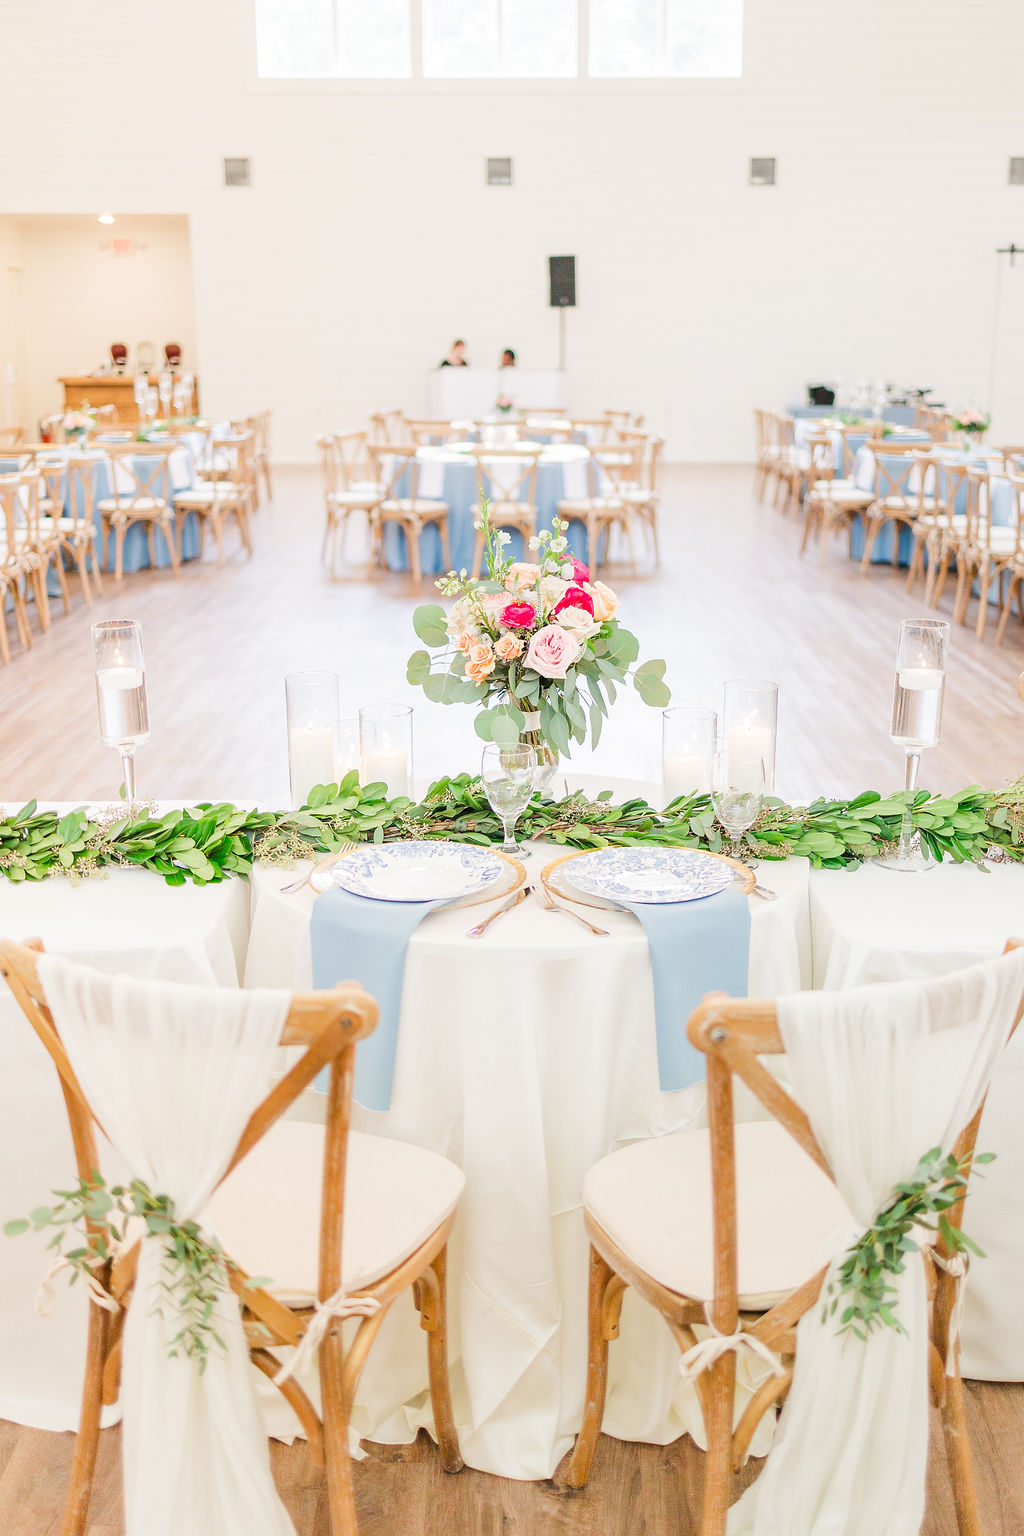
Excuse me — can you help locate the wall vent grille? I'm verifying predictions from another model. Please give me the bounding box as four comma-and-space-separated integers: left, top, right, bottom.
223, 157, 251, 187
486, 157, 513, 186
1010, 158, 1024, 185
749, 157, 776, 186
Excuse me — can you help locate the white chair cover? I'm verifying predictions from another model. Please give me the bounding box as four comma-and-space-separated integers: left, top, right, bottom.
729, 948, 1024, 1536
38, 954, 296, 1536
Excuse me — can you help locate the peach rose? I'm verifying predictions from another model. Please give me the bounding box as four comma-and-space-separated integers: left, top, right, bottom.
524, 624, 582, 679
455, 632, 475, 654
495, 632, 524, 661
466, 642, 496, 684
539, 576, 569, 614
505, 561, 541, 592
589, 580, 619, 622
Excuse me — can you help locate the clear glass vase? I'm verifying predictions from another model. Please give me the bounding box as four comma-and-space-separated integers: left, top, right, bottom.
515, 707, 560, 797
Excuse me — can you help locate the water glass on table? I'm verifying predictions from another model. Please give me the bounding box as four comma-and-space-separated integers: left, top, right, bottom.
481, 744, 537, 853
711, 749, 764, 864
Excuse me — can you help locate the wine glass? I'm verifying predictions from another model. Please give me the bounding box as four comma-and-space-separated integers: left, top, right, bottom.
711, 749, 764, 864
876, 618, 949, 872
145, 386, 159, 425
133, 372, 148, 424
92, 620, 149, 807
158, 371, 173, 418
481, 744, 537, 853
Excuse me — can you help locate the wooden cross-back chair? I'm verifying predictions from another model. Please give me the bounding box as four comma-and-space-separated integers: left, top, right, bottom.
995, 474, 1024, 645
231, 410, 272, 504
614, 431, 663, 565
403, 419, 458, 447
905, 458, 971, 603
951, 467, 1019, 640
0, 425, 25, 450
858, 441, 934, 570
369, 409, 405, 445
0, 471, 41, 662
317, 431, 383, 574
471, 447, 540, 575
98, 443, 179, 581
0, 939, 464, 1536
365, 443, 450, 584
172, 430, 255, 566
566, 940, 1024, 1536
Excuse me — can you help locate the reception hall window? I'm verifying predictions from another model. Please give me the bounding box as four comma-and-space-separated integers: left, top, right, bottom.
254, 0, 742, 80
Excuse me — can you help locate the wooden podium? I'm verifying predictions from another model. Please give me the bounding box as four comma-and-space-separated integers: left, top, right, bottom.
59, 374, 199, 424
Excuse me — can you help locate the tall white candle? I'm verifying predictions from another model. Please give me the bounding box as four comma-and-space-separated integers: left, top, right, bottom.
364, 747, 410, 799
289, 725, 336, 807
726, 724, 773, 792
662, 751, 707, 806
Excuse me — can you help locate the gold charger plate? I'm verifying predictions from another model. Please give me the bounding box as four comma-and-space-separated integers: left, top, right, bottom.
314, 843, 526, 911
540, 847, 754, 912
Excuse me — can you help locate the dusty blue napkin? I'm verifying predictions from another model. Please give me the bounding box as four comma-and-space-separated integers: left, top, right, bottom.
615, 887, 751, 1091
310, 886, 448, 1112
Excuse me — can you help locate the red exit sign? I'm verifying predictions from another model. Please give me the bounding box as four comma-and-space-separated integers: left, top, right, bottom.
111, 237, 134, 256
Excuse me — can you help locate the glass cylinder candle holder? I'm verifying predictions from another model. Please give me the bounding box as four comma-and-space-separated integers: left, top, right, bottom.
723, 679, 779, 794
92, 619, 150, 807
335, 718, 360, 784
285, 672, 340, 808
661, 707, 717, 808
360, 704, 413, 800
876, 618, 950, 872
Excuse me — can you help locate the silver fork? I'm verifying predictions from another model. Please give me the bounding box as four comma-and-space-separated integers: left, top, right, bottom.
535, 879, 610, 936
279, 841, 356, 895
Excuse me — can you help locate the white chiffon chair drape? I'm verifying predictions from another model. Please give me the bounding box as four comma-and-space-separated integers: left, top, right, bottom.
38, 954, 296, 1536
729, 949, 1024, 1536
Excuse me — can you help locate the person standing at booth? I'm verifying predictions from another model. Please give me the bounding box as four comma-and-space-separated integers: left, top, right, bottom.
440, 339, 468, 367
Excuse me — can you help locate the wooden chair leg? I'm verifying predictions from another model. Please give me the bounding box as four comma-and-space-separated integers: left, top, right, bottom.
414, 1245, 464, 1474
31, 565, 51, 630
699, 1352, 738, 1536
163, 517, 180, 572
0, 588, 11, 664
52, 552, 72, 616
860, 518, 881, 571
975, 560, 990, 640
89, 534, 104, 595
12, 583, 32, 648
565, 1245, 617, 1489
997, 577, 1017, 644
60, 1299, 112, 1536
799, 502, 817, 554
407, 521, 422, 585
940, 1365, 984, 1536
321, 1306, 389, 1536
146, 523, 157, 570
906, 538, 923, 593
71, 543, 92, 605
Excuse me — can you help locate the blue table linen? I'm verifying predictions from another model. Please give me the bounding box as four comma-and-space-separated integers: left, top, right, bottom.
616, 887, 751, 1092
310, 886, 449, 1111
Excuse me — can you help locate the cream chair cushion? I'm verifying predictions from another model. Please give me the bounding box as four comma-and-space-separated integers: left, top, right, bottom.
97, 496, 167, 515
206, 1120, 464, 1299
583, 1121, 852, 1310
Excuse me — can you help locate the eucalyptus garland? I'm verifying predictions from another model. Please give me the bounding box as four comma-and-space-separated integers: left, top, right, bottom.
1, 773, 1023, 886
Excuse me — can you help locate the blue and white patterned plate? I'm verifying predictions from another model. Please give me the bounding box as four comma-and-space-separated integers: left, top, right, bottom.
331, 840, 506, 902
565, 848, 734, 905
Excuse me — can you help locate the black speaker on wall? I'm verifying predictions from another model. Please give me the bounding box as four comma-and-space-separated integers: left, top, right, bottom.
549, 255, 576, 307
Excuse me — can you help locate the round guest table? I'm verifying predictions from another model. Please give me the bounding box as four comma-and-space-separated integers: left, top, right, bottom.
244, 775, 810, 1476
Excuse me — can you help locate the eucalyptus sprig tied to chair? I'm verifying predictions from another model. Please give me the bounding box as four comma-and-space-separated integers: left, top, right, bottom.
0, 940, 465, 1536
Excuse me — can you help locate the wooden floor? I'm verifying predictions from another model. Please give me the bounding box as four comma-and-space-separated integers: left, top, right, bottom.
1, 462, 1024, 1534
0, 462, 1022, 806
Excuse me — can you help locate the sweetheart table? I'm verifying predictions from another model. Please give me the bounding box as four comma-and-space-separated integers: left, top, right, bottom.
1, 786, 1023, 1481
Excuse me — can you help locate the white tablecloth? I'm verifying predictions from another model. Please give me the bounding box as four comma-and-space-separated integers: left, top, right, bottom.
0, 861, 249, 1431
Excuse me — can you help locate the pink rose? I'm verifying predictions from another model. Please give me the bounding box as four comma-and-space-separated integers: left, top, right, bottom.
524, 624, 582, 679
494, 632, 524, 662
568, 557, 590, 583
589, 580, 618, 622
552, 584, 595, 618
500, 600, 538, 629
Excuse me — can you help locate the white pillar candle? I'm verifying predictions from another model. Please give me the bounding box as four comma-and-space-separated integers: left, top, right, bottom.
898, 667, 943, 690
288, 726, 336, 807
363, 748, 410, 799
662, 752, 707, 806
726, 724, 773, 791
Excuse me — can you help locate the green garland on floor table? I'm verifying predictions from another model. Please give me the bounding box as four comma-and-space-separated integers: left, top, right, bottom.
1, 773, 1023, 887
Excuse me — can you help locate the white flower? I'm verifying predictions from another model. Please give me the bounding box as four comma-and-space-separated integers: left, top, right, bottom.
559, 520, 569, 531
528, 536, 541, 550
474, 520, 483, 531
497, 530, 512, 545
550, 536, 568, 553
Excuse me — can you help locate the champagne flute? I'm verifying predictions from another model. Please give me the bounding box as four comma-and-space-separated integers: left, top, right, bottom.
876, 618, 949, 871
481, 744, 537, 853
92, 620, 150, 807
711, 749, 764, 863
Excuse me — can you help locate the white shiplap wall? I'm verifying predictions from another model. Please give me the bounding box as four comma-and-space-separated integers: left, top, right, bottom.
1, 0, 1023, 460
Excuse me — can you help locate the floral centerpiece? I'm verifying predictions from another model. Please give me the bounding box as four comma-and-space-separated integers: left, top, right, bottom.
406, 501, 670, 780
62, 410, 96, 445
950, 407, 990, 449
495, 394, 514, 415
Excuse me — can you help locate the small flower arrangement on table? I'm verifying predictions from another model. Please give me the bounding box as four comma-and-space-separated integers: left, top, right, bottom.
407, 501, 670, 771
495, 395, 514, 414
950, 407, 990, 446
62, 410, 96, 444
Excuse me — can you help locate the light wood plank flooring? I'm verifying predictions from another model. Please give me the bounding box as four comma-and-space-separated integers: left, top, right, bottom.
1, 463, 1023, 1534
